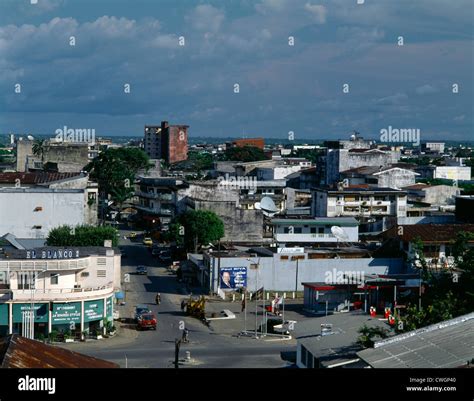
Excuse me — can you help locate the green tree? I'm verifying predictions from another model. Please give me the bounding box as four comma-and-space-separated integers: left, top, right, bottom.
32, 139, 47, 162
165, 210, 224, 251
84, 148, 150, 208
397, 232, 474, 332
357, 325, 389, 348
46, 225, 118, 247
222, 146, 266, 162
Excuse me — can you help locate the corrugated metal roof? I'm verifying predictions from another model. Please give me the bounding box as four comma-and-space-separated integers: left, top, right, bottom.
357, 313, 474, 368
0, 172, 83, 185
0, 335, 118, 368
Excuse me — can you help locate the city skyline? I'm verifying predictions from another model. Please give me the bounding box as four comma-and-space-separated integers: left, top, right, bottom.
1, 0, 473, 140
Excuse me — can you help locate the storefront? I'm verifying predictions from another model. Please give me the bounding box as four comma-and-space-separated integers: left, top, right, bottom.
12, 303, 49, 337
0, 295, 114, 339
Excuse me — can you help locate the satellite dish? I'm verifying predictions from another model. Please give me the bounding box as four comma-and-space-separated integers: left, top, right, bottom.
257, 196, 278, 217
27, 135, 34, 140
331, 226, 349, 247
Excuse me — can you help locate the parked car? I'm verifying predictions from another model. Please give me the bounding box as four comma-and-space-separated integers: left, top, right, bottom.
143, 237, 153, 246
134, 304, 151, 321
136, 313, 157, 330
136, 265, 147, 275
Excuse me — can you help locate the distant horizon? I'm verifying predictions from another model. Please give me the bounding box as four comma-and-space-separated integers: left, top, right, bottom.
1, 0, 472, 142
2, 132, 473, 147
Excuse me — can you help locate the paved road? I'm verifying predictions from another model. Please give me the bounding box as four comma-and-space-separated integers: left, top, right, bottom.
62, 230, 296, 368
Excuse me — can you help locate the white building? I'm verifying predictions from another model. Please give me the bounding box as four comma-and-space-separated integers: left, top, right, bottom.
434, 166, 471, 181
0, 245, 121, 338
0, 188, 97, 238
312, 188, 407, 219
271, 217, 359, 245
424, 142, 445, 154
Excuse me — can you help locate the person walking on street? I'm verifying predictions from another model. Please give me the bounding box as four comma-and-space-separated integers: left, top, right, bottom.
155, 293, 161, 305
182, 328, 189, 343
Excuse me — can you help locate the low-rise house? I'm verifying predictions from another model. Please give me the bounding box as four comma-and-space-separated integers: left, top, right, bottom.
340, 164, 418, 190
384, 223, 474, 270
295, 312, 391, 368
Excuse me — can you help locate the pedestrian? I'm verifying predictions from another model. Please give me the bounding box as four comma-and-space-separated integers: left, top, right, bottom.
181, 299, 186, 312
155, 293, 161, 305
182, 328, 189, 343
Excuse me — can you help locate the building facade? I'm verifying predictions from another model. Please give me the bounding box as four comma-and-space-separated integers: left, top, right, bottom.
271, 217, 359, 245
312, 188, 407, 220
144, 121, 189, 164
0, 187, 98, 238
0, 246, 121, 337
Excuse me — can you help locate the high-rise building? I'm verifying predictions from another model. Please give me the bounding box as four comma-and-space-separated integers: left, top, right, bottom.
144, 121, 188, 164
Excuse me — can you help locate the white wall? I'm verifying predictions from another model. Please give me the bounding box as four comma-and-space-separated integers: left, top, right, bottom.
0, 190, 86, 238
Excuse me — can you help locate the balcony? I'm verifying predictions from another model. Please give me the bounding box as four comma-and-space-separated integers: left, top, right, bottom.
275, 233, 337, 243
135, 191, 174, 201
12, 284, 115, 301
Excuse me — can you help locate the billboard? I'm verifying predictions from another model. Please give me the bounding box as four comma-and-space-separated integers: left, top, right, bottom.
219, 267, 247, 290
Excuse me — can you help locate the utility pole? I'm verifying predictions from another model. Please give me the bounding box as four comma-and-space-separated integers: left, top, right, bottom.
174, 338, 181, 369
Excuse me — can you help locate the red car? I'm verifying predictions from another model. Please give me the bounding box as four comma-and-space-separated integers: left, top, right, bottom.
136, 313, 157, 330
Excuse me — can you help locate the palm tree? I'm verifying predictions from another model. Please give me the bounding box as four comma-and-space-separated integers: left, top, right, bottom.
32, 139, 46, 162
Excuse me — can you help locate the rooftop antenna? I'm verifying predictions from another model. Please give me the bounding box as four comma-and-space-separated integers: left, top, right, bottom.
331, 226, 349, 248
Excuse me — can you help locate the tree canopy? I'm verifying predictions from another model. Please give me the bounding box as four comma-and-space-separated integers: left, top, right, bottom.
84, 147, 150, 207
396, 231, 474, 333
46, 225, 119, 247
164, 210, 224, 251
221, 146, 267, 162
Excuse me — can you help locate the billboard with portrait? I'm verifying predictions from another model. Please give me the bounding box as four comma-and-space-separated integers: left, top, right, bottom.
219, 267, 247, 290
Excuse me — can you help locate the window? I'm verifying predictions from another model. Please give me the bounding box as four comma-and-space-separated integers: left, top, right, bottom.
97, 258, 106, 266
97, 270, 106, 278
310, 227, 317, 234
50, 274, 59, 285
280, 256, 289, 260
318, 227, 324, 234
294, 227, 302, 234
18, 272, 34, 290
307, 353, 314, 368
80, 272, 89, 277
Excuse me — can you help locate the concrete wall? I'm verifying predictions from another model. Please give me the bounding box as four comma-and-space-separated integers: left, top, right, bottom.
0, 189, 86, 238
209, 255, 404, 292
434, 166, 471, 181
16, 140, 33, 172
423, 185, 461, 205
376, 169, 416, 189
192, 200, 263, 242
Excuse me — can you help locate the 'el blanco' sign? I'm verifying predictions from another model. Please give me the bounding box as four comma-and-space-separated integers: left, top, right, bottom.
26, 249, 80, 259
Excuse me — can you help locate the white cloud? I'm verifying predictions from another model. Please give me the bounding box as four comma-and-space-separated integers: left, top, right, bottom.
185, 5, 224, 33
415, 84, 438, 95
376, 93, 408, 105
304, 3, 327, 24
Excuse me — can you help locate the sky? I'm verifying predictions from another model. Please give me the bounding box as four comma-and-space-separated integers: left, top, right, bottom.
0, 0, 473, 141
